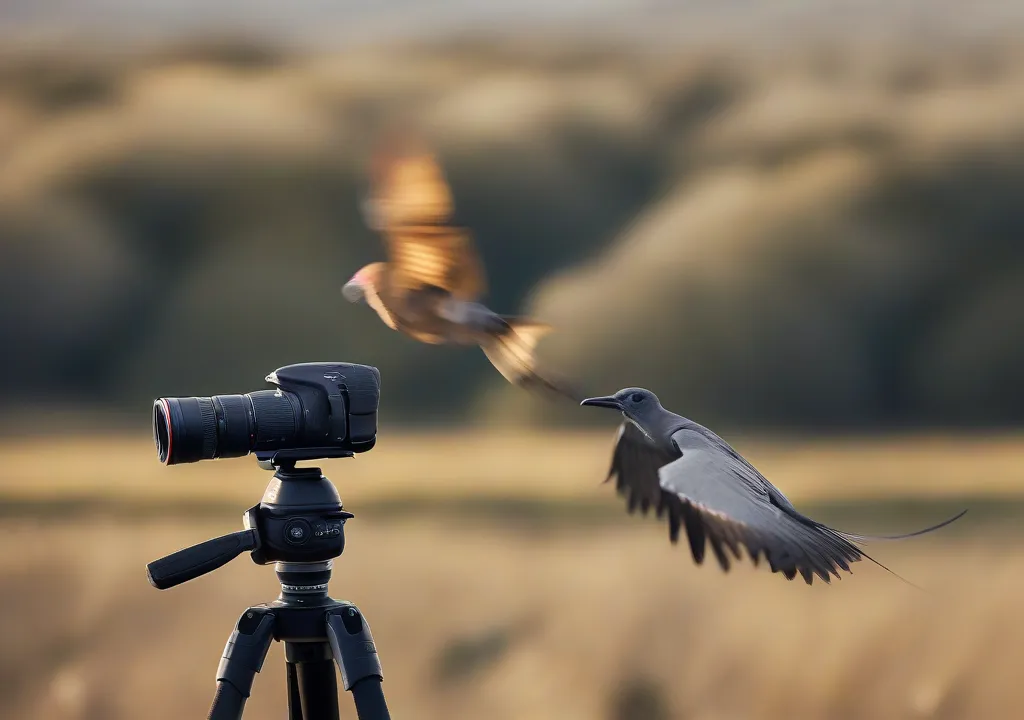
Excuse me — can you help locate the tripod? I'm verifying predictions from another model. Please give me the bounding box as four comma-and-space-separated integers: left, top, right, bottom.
146, 450, 392, 720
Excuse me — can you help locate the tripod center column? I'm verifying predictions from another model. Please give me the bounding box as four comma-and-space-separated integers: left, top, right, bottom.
277, 560, 334, 599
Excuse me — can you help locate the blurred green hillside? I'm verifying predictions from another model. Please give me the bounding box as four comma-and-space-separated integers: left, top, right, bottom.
3, 38, 1024, 430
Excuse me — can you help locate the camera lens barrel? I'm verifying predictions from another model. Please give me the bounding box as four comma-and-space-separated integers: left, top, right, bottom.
211, 394, 255, 459
154, 390, 304, 465
247, 390, 301, 447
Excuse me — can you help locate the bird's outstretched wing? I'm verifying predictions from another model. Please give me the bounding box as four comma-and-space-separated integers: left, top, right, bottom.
604, 423, 863, 584
657, 428, 871, 584
364, 134, 487, 303
604, 422, 677, 516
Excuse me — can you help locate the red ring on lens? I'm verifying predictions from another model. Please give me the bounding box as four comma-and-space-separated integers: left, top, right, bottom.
160, 398, 173, 465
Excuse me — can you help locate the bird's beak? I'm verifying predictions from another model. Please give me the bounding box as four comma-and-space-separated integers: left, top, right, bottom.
580, 395, 622, 410
341, 278, 365, 303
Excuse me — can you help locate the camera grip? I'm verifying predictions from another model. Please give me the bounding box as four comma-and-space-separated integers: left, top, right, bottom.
147, 530, 258, 590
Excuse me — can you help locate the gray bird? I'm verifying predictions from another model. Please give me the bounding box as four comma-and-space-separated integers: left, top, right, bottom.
581, 387, 967, 585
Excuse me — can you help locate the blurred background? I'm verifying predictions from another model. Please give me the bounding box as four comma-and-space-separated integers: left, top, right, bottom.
3, 2, 1024, 718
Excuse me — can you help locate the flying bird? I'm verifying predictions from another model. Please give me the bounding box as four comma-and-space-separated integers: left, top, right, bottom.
342, 132, 576, 400
581, 387, 967, 585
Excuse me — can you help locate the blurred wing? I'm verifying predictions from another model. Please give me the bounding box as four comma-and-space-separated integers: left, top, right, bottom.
656, 428, 863, 585
370, 139, 455, 226
604, 422, 677, 517
385, 228, 487, 302
368, 144, 487, 301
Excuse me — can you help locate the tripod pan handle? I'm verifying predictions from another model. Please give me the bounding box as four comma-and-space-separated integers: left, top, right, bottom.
147, 530, 258, 590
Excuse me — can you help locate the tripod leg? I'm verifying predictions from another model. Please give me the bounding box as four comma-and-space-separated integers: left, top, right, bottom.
285, 642, 341, 720
286, 663, 303, 720
326, 605, 391, 720
209, 607, 276, 720
350, 678, 391, 720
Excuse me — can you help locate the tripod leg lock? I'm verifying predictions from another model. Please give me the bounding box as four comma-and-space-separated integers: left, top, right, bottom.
216, 607, 277, 698
325, 604, 383, 691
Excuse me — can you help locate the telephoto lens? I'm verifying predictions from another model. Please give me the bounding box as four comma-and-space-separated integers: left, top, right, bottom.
154, 390, 302, 465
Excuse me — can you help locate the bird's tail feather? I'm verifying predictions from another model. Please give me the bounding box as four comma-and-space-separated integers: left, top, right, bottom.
783, 505, 967, 591
826, 509, 968, 543
481, 318, 582, 402
779, 498, 967, 544
830, 530, 928, 591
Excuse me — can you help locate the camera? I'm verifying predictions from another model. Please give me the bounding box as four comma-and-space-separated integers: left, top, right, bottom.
153, 362, 380, 466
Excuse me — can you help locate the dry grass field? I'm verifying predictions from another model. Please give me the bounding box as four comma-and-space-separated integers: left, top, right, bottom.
1, 431, 1023, 719
6, 429, 1024, 508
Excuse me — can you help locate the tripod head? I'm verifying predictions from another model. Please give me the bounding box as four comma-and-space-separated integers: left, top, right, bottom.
146, 452, 393, 720
146, 456, 355, 592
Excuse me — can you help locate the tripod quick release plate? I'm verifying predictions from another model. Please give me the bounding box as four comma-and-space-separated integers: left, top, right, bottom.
255, 447, 358, 471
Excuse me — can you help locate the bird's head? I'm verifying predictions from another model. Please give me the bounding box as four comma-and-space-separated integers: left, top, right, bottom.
581, 388, 663, 435
341, 263, 384, 303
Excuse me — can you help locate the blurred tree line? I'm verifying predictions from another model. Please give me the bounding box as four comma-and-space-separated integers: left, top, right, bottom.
2, 38, 1024, 430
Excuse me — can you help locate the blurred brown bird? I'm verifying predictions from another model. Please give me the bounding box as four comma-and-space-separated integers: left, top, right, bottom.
342, 132, 577, 400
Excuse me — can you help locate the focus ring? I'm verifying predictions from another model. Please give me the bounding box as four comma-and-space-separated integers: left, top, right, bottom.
249, 390, 297, 446
197, 397, 218, 459
212, 394, 254, 459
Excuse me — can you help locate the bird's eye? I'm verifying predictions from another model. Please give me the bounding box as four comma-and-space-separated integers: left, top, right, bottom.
630, 393, 644, 403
